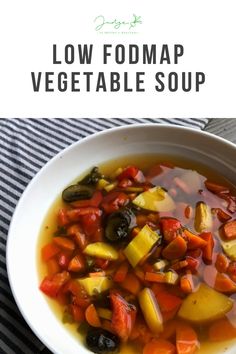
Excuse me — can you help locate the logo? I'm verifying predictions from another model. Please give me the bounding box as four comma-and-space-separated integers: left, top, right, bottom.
94, 14, 142, 34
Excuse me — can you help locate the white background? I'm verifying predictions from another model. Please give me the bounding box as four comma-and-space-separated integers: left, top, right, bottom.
0, 0, 235, 118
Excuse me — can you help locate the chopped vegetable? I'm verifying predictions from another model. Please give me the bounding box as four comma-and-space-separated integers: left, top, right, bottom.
162, 236, 187, 260
160, 218, 181, 243
153, 259, 169, 271
220, 238, 236, 260
194, 202, 212, 232
132, 186, 176, 212
68, 254, 85, 272
221, 219, 236, 240
110, 291, 137, 341
124, 225, 160, 267
180, 170, 201, 194
176, 322, 199, 354
41, 242, 60, 261
138, 287, 163, 334
62, 184, 94, 202
53, 237, 75, 251
214, 272, 236, 293
113, 262, 129, 283
184, 229, 207, 250
83, 242, 118, 260
85, 304, 102, 327
77, 276, 113, 296
200, 232, 214, 263
39, 271, 70, 298
143, 339, 176, 354
178, 283, 233, 323
120, 273, 141, 295
208, 318, 236, 341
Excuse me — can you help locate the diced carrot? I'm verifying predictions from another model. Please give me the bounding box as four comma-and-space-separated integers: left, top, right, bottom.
131, 227, 141, 238
184, 230, 207, 250
155, 291, 182, 313
215, 253, 229, 273
162, 236, 187, 260
120, 273, 141, 295
58, 208, 70, 226
214, 272, 236, 293
222, 220, 236, 240
145, 272, 166, 283
176, 322, 199, 354
209, 318, 236, 341
68, 254, 85, 272
67, 207, 102, 222
85, 304, 101, 327
130, 319, 153, 345
70, 304, 85, 322
113, 262, 129, 283
41, 242, 60, 262
180, 273, 193, 294
205, 181, 229, 194
53, 237, 75, 251
47, 258, 60, 276
200, 232, 214, 263
134, 269, 145, 282
143, 339, 176, 354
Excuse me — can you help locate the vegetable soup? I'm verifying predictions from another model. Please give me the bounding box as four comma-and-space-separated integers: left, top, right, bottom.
38, 155, 236, 354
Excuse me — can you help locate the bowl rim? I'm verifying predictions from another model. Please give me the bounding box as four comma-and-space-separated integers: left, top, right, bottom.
6, 123, 236, 354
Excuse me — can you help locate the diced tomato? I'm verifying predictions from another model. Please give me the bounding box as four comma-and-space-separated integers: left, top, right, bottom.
46, 258, 61, 276
110, 291, 137, 341
41, 242, 60, 262
66, 207, 102, 222
67, 224, 88, 250
94, 258, 110, 270
186, 256, 199, 271
215, 253, 229, 273
82, 213, 102, 237
101, 191, 129, 214
69, 304, 85, 322
160, 218, 182, 243
58, 208, 70, 226
118, 178, 133, 188
117, 166, 145, 183
40, 271, 70, 298
57, 252, 71, 270
155, 291, 182, 314
64, 279, 91, 308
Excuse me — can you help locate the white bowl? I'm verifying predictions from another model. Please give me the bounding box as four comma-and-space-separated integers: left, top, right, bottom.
7, 124, 236, 354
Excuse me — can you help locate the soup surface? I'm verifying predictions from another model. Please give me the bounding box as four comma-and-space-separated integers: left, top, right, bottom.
38, 155, 236, 354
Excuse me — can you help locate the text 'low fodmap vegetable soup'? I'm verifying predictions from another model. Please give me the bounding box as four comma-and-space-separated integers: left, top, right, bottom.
38, 156, 236, 354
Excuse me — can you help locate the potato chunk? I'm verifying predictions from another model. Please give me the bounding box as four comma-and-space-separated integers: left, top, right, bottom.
132, 187, 175, 212
178, 283, 233, 323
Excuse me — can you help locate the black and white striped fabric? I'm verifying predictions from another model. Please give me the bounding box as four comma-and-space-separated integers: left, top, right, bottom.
0, 118, 209, 354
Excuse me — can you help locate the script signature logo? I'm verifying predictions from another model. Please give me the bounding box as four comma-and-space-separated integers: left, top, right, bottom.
94, 14, 142, 32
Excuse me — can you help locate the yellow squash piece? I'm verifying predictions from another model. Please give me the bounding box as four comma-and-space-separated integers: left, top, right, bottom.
138, 288, 163, 334
178, 283, 233, 323
220, 239, 236, 260
194, 202, 212, 233
83, 242, 118, 260
77, 276, 113, 296
132, 186, 176, 212
124, 225, 160, 267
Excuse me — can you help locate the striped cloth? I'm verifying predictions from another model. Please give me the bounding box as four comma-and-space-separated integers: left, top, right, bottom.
0, 118, 209, 354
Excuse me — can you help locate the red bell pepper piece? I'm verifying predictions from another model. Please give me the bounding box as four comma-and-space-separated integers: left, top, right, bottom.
110, 291, 137, 341
70, 191, 103, 208
40, 271, 70, 298
101, 191, 129, 214
117, 166, 145, 183
160, 218, 182, 243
